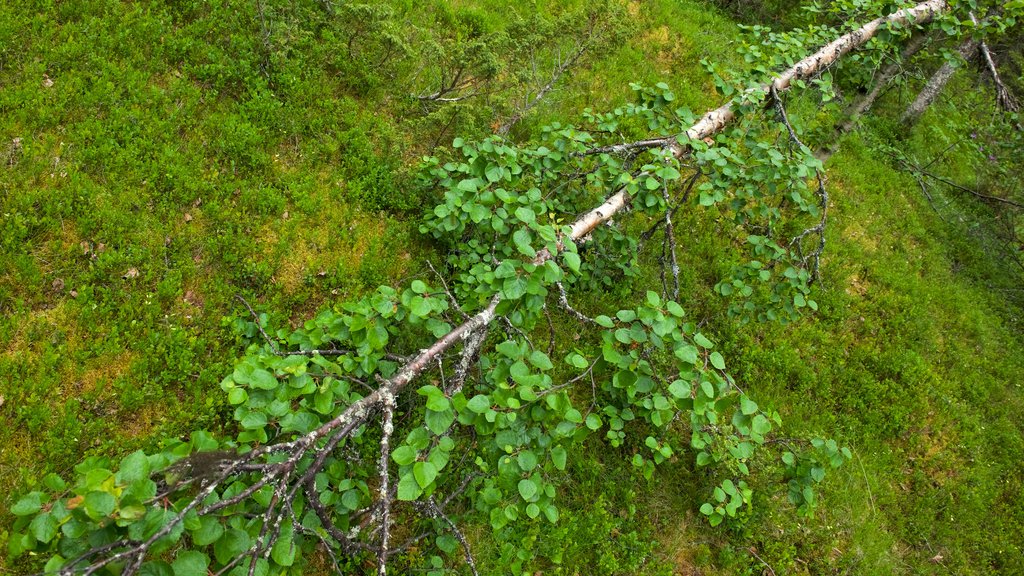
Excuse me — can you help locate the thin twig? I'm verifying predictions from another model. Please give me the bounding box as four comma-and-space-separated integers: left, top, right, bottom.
555, 281, 594, 324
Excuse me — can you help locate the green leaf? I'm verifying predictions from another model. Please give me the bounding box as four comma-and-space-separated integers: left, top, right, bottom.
44, 555, 66, 574
676, 344, 698, 364
526, 503, 541, 519
740, 397, 758, 415
392, 446, 418, 466
240, 411, 267, 430
11, 492, 43, 516
528, 350, 553, 371
214, 529, 251, 565
42, 474, 66, 493
270, 523, 296, 567
485, 164, 503, 183
171, 551, 209, 576
414, 461, 439, 488
564, 408, 583, 423
138, 561, 175, 576
341, 489, 361, 510
543, 503, 559, 523
710, 352, 726, 370
515, 206, 536, 224
693, 333, 714, 349
411, 280, 428, 294
425, 408, 455, 435
566, 352, 588, 368
118, 451, 151, 484
84, 491, 117, 520
410, 296, 432, 318
513, 229, 536, 258
518, 478, 538, 501
563, 252, 581, 273
517, 450, 539, 471
700, 381, 715, 399
249, 368, 278, 390
668, 380, 689, 399
494, 261, 516, 279
397, 473, 422, 501
29, 512, 59, 543
496, 339, 522, 358
509, 361, 535, 385
752, 414, 772, 435
418, 385, 449, 412
594, 315, 615, 328
550, 446, 567, 471
811, 466, 826, 483
467, 395, 491, 414
503, 276, 528, 299
227, 387, 248, 405
191, 516, 224, 546
666, 301, 685, 317
645, 291, 660, 308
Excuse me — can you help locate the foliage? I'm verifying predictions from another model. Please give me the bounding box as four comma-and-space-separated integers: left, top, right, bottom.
2, 0, 1023, 575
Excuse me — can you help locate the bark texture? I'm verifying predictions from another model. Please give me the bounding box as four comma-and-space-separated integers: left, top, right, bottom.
903, 38, 979, 122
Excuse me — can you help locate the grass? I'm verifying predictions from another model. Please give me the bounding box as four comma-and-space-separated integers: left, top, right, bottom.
2, 0, 1023, 574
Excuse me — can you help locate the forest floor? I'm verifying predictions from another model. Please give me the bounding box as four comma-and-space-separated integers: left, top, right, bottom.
1, 1, 1022, 574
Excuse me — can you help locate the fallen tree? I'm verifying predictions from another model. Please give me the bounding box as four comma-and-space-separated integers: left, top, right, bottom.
8, 1, 954, 575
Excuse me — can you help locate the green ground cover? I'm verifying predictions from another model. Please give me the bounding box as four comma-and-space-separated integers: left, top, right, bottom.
1, 1, 1021, 574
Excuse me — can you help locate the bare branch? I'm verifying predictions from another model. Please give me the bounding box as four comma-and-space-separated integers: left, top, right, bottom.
376, 394, 396, 576
498, 38, 589, 136
771, 85, 829, 283
971, 12, 1020, 112
447, 326, 488, 395
555, 281, 594, 324
427, 260, 469, 320
660, 171, 681, 301
426, 498, 479, 576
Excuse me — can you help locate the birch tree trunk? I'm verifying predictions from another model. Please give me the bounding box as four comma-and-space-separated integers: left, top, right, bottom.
818, 32, 931, 161
902, 38, 979, 123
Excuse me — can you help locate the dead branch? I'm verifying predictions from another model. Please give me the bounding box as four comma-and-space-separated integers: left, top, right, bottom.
969, 12, 1020, 113
447, 325, 489, 395
771, 85, 829, 283
890, 151, 1024, 208
660, 171, 681, 301
817, 31, 931, 162
426, 498, 479, 576
555, 281, 594, 324
498, 39, 589, 136
902, 37, 979, 123
376, 394, 396, 576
